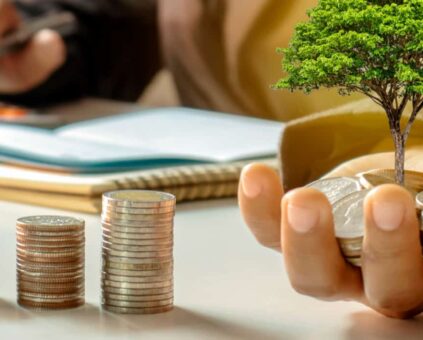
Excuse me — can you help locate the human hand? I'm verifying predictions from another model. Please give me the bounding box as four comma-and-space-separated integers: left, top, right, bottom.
0, 0, 66, 94
238, 152, 423, 319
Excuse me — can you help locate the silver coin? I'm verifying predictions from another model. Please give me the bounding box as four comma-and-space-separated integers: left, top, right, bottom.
16, 260, 84, 271
101, 259, 172, 271
101, 224, 173, 234
359, 173, 418, 199
102, 229, 172, 240
103, 190, 176, 208
16, 248, 84, 257
306, 177, 362, 205
16, 225, 83, 232
103, 267, 173, 277
16, 235, 85, 244
17, 286, 85, 295
17, 268, 84, 278
18, 287, 85, 295
18, 274, 84, 284
102, 240, 172, 252
333, 190, 370, 239
102, 298, 173, 308
338, 239, 363, 257
102, 209, 174, 219
101, 222, 173, 234
16, 268, 84, 277
102, 220, 173, 228
17, 298, 85, 310
102, 235, 172, 246
17, 275, 85, 288
16, 240, 85, 250
102, 247, 172, 258
16, 229, 84, 236
102, 304, 173, 314
17, 255, 84, 264
104, 205, 175, 215
101, 285, 173, 296
102, 279, 172, 289
358, 169, 423, 193
101, 272, 172, 283
16, 245, 84, 253
17, 295, 84, 304
103, 292, 173, 302
101, 215, 174, 226
101, 218, 174, 228
17, 216, 84, 229
18, 292, 81, 300
346, 257, 361, 267
357, 173, 394, 190
102, 253, 172, 264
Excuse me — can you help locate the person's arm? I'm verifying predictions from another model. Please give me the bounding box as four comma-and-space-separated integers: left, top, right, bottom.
0, 0, 161, 106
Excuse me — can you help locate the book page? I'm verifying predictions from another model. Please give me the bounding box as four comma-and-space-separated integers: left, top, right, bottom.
57, 107, 284, 162
0, 125, 177, 170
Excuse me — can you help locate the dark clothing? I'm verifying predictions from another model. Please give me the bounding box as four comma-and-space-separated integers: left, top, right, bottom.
0, 0, 160, 106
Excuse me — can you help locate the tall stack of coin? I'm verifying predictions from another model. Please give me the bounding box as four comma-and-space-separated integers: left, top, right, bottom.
101, 190, 175, 314
16, 216, 85, 310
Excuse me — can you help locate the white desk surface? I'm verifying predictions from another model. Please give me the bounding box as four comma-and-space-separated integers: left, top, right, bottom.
0, 198, 422, 340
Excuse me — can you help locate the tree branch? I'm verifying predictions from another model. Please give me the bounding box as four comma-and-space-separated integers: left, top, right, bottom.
403, 98, 423, 140
397, 94, 409, 119
415, 99, 423, 115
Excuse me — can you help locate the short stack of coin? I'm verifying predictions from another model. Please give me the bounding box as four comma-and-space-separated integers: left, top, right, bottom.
101, 190, 175, 314
16, 216, 85, 310
307, 170, 423, 267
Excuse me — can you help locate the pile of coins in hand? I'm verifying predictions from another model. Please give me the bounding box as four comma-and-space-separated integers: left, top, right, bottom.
101, 190, 175, 314
307, 169, 423, 267
16, 216, 85, 310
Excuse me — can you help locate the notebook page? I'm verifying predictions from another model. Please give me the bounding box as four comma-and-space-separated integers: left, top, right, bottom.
0, 125, 175, 168
57, 107, 283, 162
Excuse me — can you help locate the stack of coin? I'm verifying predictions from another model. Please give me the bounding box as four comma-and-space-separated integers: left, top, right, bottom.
101, 190, 175, 314
332, 189, 370, 267
307, 171, 423, 267
16, 216, 85, 310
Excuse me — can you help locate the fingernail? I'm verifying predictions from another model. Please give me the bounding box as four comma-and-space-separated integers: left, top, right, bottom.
241, 175, 262, 198
287, 202, 319, 233
372, 200, 405, 231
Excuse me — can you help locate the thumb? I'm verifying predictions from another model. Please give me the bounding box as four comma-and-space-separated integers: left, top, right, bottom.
0, 29, 66, 94
238, 163, 283, 251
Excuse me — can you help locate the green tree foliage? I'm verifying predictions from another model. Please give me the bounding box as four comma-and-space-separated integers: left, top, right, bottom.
276, 0, 423, 184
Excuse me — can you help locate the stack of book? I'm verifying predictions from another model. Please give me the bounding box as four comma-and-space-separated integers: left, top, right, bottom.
0, 107, 283, 212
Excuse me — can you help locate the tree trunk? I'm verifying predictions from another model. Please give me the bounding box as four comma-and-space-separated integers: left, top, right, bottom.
392, 129, 405, 185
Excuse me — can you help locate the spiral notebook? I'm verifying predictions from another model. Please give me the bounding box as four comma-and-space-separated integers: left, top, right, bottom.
0, 159, 279, 213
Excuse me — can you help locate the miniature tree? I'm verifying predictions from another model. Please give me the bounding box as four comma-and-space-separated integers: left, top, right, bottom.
275, 0, 423, 184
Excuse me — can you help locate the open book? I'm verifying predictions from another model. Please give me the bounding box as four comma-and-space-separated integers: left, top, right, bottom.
0, 107, 283, 172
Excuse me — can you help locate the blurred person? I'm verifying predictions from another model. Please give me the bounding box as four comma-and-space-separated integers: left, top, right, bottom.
0, 0, 160, 105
